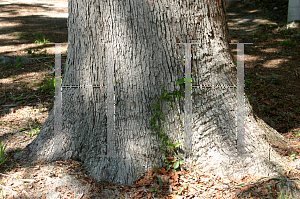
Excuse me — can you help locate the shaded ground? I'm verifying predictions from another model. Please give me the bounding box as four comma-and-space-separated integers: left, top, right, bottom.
0, 0, 300, 198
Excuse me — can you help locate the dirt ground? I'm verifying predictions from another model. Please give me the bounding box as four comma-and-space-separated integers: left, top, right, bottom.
0, 0, 300, 198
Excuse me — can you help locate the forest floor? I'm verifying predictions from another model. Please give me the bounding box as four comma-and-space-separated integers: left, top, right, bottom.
0, 0, 300, 198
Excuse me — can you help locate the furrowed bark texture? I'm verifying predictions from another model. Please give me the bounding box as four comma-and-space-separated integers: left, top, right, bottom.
15, 0, 288, 185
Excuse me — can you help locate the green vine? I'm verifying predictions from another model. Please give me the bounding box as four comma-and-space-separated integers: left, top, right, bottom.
150, 77, 192, 171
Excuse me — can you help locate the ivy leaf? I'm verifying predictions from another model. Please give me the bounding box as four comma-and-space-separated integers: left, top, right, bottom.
154, 125, 161, 130
164, 93, 174, 100
160, 132, 165, 137
160, 114, 163, 120
159, 94, 163, 101
176, 78, 185, 86
151, 104, 159, 110
173, 160, 180, 170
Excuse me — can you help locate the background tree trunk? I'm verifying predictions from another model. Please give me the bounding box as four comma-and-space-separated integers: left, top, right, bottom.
15, 0, 288, 185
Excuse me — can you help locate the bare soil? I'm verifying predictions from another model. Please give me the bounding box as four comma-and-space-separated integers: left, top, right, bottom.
0, 0, 299, 198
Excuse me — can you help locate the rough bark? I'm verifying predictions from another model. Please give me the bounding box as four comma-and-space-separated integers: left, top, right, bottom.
15, 0, 289, 185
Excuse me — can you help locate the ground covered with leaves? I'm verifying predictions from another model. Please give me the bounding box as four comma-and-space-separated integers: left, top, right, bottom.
0, 0, 300, 198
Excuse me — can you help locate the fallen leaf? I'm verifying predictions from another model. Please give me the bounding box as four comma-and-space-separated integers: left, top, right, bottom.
132, 192, 145, 198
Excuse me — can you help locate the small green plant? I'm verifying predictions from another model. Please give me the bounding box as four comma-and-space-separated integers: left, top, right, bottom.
25, 48, 39, 57
177, 183, 188, 195
150, 188, 158, 194
39, 104, 43, 113
267, 184, 272, 194
247, 94, 253, 102
16, 148, 21, 152
6, 63, 14, 69
10, 94, 24, 101
291, 154, 296, 160
33, 76, 55, 93
279, 190, 295, 199
39, 49, 47, 56
150, 78, 188, 171
14, 32, 26, 39
280, 40, 296, 47
34, 33, 49, 44
23, 118, 41, 137
275, 116, 282, 124
1, 188, 6, 199
16, 56, 23, 63
245, 79, 253, 85
10, 75, 17, 79
15, 56, 24, 69
0, 140, 8, 166
158, 177, 163, 186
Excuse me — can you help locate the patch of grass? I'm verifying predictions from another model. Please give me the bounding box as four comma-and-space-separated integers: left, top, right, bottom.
15, 56, 24, 68
10, 94, 24, 101
5, 63, 14, 69
33, 76, 55, 93
39, 49, 47, 56
280, 40, 296, 47
0, 140, 8, 166
10, 75, 17, 79
262, 34, 270, 40
34, 33, 50, 44
14, 32, 26, 39
22, 118, 41, 137
278, 190, 296, 199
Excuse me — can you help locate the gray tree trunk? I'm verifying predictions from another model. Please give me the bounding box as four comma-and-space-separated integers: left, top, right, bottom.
15, 0, 288, 185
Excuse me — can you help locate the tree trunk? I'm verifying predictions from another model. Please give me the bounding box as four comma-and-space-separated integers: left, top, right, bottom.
15, 0, 289, 185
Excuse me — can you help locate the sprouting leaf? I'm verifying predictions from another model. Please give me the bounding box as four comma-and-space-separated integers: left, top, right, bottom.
177, 187, 183, 194
173, 160, 180, 170
179, 159, 184, 165
150, 188, 157, 192
174, 143, 182, 147
166, 144, 174, 148
183, 184, 187, 189
158, 177, 163, 186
